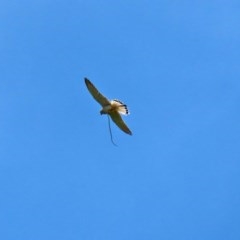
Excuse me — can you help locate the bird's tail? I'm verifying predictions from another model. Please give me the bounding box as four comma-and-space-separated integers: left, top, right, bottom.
112, 99, 130, 115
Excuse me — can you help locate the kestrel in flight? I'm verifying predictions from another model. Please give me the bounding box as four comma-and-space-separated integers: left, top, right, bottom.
85, 78, 132, 135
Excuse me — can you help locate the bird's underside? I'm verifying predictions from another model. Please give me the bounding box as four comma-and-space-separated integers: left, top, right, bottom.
84, 78, 132, 135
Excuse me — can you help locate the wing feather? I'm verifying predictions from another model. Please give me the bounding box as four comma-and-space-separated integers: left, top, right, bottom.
109, 111, 132, 135
85, 78, 110, 106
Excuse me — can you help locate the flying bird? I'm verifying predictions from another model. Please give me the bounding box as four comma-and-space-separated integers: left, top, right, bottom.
84, 78, 132, 135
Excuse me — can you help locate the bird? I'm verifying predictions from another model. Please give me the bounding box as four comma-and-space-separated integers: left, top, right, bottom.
84, 78, 132, 135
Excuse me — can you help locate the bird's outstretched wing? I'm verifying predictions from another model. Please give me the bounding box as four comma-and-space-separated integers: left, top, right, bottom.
85, 78, 110, 106
109, 111, 132, 135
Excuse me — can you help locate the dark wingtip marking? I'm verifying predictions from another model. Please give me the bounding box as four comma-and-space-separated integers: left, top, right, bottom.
84, 77, 90, 83
84, 78, 93, 89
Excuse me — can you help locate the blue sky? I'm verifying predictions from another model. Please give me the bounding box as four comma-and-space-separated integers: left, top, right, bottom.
1, 1, 240, 239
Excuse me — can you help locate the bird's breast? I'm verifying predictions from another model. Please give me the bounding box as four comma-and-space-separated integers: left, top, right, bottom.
101, 105, 112, 114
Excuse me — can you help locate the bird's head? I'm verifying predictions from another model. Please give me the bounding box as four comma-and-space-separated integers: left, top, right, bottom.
100, 110, 105, 115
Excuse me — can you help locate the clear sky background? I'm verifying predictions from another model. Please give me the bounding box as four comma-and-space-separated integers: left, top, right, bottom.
1, 1, 240, 239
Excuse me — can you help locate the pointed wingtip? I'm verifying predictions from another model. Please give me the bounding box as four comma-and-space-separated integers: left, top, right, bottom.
125, 129, 133, 135
84, 78, 92, 88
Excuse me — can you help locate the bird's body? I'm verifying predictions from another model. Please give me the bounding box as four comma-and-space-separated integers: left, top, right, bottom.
100, 100, 128, 115
85, 78, 132, 135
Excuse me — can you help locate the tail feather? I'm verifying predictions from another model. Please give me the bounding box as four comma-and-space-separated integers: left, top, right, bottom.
118, 105, 129, 115
112, 99, 130, 115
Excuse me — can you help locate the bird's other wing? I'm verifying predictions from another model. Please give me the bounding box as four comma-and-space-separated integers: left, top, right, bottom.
85, 78, 110, 107
109, 111, 132, 135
